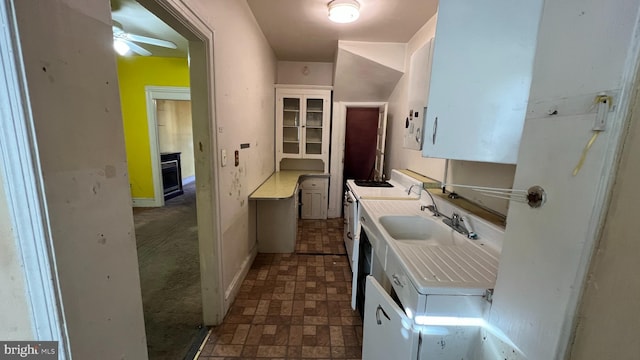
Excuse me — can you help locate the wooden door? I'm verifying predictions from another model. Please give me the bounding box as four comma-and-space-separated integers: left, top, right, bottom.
344, 108, 380, 180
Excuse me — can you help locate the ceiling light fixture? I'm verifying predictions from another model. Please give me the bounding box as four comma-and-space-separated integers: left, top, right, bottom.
113, 38, 130, 56
328, 0, 360, 24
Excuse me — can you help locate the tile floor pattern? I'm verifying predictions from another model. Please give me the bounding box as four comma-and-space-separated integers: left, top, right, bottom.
197, 253, 363, 359
296, 218, 346, 255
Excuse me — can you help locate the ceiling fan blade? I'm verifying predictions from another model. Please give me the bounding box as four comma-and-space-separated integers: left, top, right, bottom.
125, 33, 177, 49
123, 39, 152, 56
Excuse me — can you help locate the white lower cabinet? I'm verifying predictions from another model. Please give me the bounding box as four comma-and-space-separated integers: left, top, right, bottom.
362, 276, 418, 360
300, 178, 328, 219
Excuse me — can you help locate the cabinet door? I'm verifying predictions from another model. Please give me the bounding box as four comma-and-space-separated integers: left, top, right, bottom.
362, 276, 417, 360
302, 95, 330, 158
277, 95, 302, 157
300, 190, 313, 219
422, 0, 543, 164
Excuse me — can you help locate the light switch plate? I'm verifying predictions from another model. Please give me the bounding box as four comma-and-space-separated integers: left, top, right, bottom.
221, 149, 227, 167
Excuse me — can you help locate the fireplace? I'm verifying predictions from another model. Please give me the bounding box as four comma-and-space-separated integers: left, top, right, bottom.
160, 152, 183, 200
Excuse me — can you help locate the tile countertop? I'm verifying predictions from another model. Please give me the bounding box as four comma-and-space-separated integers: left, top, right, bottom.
360, 199, 502, 295
249, 170, 328, 200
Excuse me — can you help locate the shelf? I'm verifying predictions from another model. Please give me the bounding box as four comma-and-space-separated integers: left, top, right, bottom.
306, 140, 323, 144
307, 109, 323, 113
283, 109, 299, 112
283, 125, 299, 128
283, 140, 300, 144
306, 126, 323, 129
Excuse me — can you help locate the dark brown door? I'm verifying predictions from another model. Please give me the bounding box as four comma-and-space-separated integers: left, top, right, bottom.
344, 108, 379, 180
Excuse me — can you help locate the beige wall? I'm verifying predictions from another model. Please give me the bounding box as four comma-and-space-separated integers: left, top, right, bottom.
277, 61, 334, 86
0, 174, 33, 340
157, 99, 195, 180
188, 0, 277, 307
14, 0, 147, 357
568, 70, 640, 359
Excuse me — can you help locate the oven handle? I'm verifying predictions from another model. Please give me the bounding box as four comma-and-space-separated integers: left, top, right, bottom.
375, 304, 390, 325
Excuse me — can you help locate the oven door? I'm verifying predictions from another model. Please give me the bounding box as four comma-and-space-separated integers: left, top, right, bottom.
343, 190, 356, 266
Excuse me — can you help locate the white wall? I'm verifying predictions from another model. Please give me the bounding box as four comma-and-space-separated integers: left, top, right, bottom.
277, 61, 333, 86
487, 0, 640, 358
188, 0, 277, 308
13, 0, 147, 358
0, 174, 33, 340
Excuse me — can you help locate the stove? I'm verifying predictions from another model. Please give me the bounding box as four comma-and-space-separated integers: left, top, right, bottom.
353, 180, 394, 188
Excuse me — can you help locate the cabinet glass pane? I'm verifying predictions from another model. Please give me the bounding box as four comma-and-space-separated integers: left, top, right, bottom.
306, 98, 324, 127
306, 128, 322, 154
306, 143, 322, 155
283, 98, 300, 127
283, 142, 300, 154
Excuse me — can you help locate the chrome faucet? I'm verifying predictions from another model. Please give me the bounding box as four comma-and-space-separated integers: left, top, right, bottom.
407, 184, 422, 195
420, 187, 441, 217
443, 211, 478, 239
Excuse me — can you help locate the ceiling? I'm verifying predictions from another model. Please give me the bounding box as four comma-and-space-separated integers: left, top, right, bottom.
110, 0, 188, 58
247, 0, 438, 62
110, 0, 438, 62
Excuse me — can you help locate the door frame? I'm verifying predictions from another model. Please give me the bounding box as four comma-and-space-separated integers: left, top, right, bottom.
138, 0, 224, 325
137, 85, 191, 208
0, 0, 69, 356
328, 101, 388, 218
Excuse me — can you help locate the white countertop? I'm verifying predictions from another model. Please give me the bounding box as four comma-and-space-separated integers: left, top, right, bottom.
360, 199, 501, 295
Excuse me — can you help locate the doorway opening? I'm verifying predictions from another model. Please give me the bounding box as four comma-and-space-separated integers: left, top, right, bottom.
328, 102, 388, 217
113, 0, 223, 358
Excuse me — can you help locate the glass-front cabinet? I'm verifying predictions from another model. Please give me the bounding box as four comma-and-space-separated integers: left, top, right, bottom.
276, 87, 331, 171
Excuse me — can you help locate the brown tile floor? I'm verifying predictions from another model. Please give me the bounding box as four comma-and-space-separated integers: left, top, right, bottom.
197, 219, 362, 359
296, 218, 346, 255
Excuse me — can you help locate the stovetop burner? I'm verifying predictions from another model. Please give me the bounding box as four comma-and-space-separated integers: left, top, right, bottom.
353, 180, 394, 188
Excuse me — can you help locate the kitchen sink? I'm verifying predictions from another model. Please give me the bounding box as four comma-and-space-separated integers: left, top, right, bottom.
378, 215, 466, 246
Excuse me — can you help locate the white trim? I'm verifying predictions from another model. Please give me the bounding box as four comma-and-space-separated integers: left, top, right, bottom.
131, 198, 159, 207
328, 101, 388, 218
143, 85, 191, 208
0, 0, 69, 357
223, 246, 257, 310
274, 84, 333, 90
182, 175, 196, 185
560, 13, 640, 359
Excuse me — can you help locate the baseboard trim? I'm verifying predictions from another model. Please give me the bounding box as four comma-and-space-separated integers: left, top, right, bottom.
132, 197, 162, 207
183, 175, 196, 185
223, 245, 257, 312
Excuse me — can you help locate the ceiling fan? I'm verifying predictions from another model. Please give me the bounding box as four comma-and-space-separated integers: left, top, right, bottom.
112, 21, 177, 56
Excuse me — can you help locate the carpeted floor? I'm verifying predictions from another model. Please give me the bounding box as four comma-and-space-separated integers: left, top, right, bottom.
133, 181, 203, 360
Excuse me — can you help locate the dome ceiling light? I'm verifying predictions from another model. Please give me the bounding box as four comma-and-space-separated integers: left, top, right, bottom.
328, 0, 360, 24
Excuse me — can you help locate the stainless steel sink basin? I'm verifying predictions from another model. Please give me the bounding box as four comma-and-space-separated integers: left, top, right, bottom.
378, 215, 466, 246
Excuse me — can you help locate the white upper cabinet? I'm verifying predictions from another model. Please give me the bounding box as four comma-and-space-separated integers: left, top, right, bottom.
276, 87, 331, 171
404, 37, 435, 150
422, 0, 544, 164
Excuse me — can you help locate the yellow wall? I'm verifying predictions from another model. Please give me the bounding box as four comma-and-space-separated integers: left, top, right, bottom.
116, 56, 190, 199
